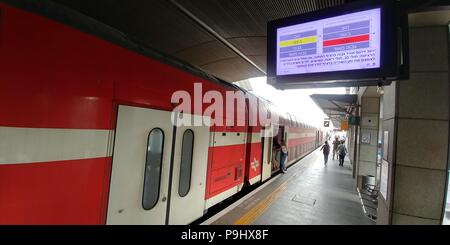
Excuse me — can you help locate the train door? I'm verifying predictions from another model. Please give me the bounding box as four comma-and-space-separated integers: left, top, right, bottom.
107, 105, 173, 224
261, 126, 273, 182
168, 114, 210, 225
272, 126, 285, 171
107, 106, 211, 225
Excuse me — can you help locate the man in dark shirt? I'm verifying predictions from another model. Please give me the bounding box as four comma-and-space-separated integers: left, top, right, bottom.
332, 137, 340, 160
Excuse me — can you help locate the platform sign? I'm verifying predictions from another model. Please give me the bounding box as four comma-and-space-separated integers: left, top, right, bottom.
267, 0, 408, 89
340, 120, 349, 131
361, 132, 371, 144
348, 116, 360, 125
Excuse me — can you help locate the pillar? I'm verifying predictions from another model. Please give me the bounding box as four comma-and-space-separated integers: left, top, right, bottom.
356, 89, 380, 188
377, 25, 450, 225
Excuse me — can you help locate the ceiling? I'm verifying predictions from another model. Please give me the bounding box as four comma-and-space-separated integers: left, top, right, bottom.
409, 9, 450, 27
52, 0, 350, 82
310, 94, 357, 128
51, 0, 449, 84
362, 86, 380, 97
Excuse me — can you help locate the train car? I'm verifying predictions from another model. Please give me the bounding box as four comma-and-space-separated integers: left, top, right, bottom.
0, 0, 325, 225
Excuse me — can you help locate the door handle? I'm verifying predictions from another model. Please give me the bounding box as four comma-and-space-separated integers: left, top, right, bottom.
162, 197, 167, 202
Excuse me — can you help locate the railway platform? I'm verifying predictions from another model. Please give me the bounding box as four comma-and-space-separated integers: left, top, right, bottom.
204, 149, 374, 225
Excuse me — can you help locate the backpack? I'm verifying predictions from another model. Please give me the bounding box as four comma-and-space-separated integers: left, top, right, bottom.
339, 145, 347, 155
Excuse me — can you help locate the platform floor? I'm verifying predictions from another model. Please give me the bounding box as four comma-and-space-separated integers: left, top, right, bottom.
206, 149, 374, 225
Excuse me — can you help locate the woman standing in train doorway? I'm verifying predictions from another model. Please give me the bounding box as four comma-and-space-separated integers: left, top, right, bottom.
320, 141, 330, 166
280, 141, 288, 174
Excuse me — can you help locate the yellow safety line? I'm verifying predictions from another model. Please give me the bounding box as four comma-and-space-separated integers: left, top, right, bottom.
233, 175, 296, 225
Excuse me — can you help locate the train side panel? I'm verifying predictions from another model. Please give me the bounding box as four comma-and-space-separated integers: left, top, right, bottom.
0, 3, 116, 225
0, 3, 244, 224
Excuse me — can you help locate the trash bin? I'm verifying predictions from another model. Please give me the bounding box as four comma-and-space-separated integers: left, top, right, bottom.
363, 175, 376, 187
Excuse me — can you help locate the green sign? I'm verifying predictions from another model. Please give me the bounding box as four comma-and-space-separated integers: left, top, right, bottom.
348, 116, 360, 125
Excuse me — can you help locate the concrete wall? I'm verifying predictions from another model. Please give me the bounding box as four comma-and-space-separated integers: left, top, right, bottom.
356, 92, 380, 188
348, 121, 357, 177
377, 26, 450, 225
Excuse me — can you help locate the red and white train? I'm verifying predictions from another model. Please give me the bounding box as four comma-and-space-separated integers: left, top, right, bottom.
0, 1, 325, 224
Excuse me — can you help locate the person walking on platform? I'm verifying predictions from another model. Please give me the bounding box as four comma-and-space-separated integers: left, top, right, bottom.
280, 140, 288, 174
332, 137, 340, 160
337, 141, 348, 167
320, 141, 330, 166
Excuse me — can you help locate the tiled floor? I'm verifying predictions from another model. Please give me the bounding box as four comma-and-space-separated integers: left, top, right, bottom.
209, 149, 374, 225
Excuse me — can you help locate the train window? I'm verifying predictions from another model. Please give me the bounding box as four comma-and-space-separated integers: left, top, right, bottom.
143, 128, 164, 210
179, 129, 194, 197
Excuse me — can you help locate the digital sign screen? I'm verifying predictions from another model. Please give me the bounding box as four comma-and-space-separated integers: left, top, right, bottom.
276, 8, 381, 76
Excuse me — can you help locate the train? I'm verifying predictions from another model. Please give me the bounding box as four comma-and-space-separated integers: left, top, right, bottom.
0, 0, 326, 225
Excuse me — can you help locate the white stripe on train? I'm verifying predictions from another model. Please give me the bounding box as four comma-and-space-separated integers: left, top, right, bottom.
0, 127, 113, 164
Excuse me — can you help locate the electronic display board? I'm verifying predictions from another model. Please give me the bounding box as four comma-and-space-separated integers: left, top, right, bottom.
267, 0, 408, 88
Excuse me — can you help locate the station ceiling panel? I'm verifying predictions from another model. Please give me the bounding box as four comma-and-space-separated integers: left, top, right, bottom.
53, 0, 347, 83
